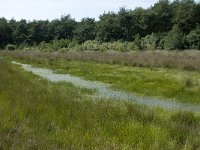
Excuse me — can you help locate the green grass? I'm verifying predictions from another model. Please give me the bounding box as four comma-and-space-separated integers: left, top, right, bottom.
0, 56, 200, 149
10, 56, 200, 105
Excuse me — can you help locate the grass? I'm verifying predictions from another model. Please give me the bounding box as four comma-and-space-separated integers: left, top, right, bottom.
0, 54, 200, 149
2, 50, 200, 71
5, 53, 200, 105
55, 61, 200, 104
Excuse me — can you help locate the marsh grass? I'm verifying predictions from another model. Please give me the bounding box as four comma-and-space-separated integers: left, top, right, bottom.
2, 50, 200, 71
6, 53, 200, 104
0, 58, 200, 149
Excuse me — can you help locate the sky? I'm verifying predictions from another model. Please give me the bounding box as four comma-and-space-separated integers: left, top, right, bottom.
0, 0, 165, 21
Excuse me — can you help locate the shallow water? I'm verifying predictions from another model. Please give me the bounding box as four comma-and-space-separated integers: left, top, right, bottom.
12, 61, 200, 113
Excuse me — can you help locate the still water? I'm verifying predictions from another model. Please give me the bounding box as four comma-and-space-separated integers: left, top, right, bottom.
12, 61, 200, 113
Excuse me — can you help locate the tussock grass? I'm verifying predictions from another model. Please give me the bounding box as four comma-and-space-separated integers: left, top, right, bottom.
0, 58, 200, 149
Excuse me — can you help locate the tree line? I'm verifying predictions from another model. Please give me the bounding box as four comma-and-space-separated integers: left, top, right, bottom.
0, 0, 200, 50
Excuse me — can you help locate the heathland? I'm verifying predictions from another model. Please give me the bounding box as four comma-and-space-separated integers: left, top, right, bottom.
0, 0, 200, 149
0, 51, 200, 149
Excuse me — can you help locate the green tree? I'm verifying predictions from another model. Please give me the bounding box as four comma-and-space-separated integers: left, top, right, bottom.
29, 20, 52, 44
164, 25, 185, 50
97, 12, 123, 42
74, 18, 96, 44
172, 0, 197, 33
130, 7, 149, 37
53, 15, 77, 40
12, 19, 30, 45
118, 7, 136, 41
186, 26, 200, 49
150, 0, 173, 33
142, 33, 159, 50
0, 18, 12, 48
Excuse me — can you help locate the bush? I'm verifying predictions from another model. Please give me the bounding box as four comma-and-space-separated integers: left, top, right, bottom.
38, 41, 53, 51
37, 39, 72, 51
127, 42, 137, 51
157, 34, 166, 50
141, 33, 158, 50
106, 41, 127, 51
6, 44, 17, 51
71, 40, 139, 51
72, 40, 140, 51
18, 43, 34, 51
52, 39, 71, 50
186, 26, 200, 50
83, 40, 100, 50
164, 25, 185, 50
133, 34, 142, 50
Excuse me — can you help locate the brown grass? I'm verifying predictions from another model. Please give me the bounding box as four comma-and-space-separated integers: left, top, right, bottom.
1, 50, 200, 71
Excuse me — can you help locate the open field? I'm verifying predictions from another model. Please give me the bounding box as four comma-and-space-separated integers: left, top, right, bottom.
1, 51, 200, 149
1, 0, 200, 149
2, 51, 200, 104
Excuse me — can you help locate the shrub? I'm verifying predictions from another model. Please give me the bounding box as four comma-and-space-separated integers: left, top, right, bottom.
127, 42, 137, 51
38, 41, 52, 51
106, 41, 127, 51
186, 26, 200, 50
72, 41, 139, 51
6, 44, 17, 51
99, 42, 109, 51
52, 39, 71, 50
37, 39, 72, 51
152, 33, 167, 50
141, 33, 158, 50
134, 34, 142, 50
164, 25, 185, 50
83, 40, 100, 50
18, 43, 33, 51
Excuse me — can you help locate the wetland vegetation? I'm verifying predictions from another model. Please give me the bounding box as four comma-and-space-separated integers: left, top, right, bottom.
3, 50, 200, 105
0, 0, 200, 149
0, 54, 200, 149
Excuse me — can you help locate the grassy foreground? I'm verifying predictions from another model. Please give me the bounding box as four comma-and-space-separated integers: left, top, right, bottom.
0, 56, 200, 149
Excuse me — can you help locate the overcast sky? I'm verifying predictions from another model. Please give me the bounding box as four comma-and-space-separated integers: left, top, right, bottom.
0, 0, 170, 21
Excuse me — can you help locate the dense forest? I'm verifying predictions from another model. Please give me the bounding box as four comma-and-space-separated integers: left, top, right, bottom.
0, 0, 200, 51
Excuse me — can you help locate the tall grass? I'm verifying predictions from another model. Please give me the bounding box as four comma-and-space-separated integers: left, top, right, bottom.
3, 52, 200, 104
2, 50, 200, 71
0, 57, 200, 149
